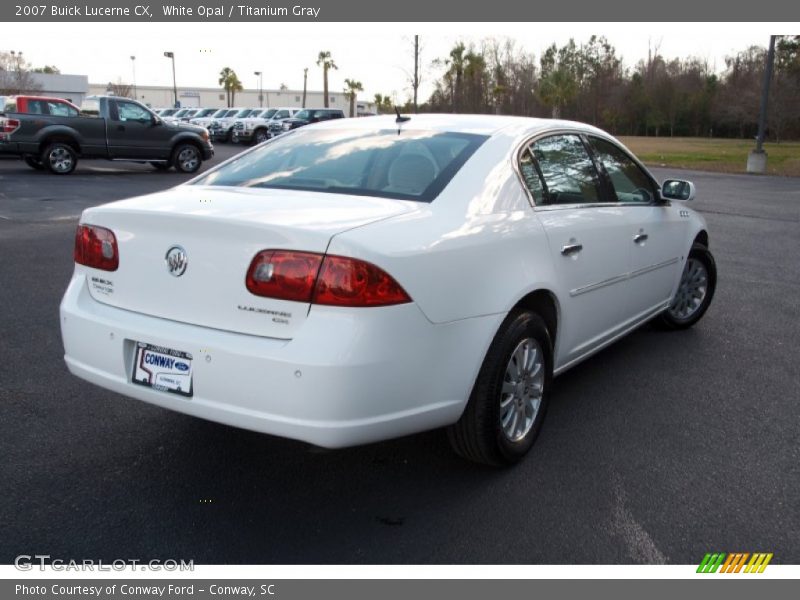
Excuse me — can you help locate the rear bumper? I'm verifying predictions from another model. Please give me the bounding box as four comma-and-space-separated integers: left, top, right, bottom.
60, 273, 500, 448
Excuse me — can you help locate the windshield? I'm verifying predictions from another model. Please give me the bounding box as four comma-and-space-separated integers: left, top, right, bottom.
212, 109, 228, 118
196, 108, 216, 117
161, 109, 177, 116
262, 109, 278, 119
236, 109, 254, 118
293, 110, 311, 120
174, 109, 190, 117
249, 110, 264, 118
192, 128, 487, 202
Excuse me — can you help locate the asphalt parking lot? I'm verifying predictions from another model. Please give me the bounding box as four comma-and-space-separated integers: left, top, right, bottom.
1, 145, 798, 565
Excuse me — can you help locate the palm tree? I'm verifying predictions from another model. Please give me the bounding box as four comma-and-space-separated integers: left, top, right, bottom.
316, 51, 338, 108
344, 79, 364, 117
218, 67, 243, 107
538, 68, 578, 118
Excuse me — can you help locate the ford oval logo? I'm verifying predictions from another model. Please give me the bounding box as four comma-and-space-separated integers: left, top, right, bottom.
174, 362, 190, 372
165, 245, 188, 277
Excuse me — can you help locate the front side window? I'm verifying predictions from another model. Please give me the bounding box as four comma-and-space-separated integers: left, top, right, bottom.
115, 101, 151, 122
589, 137, 656, 204
193, 128, 487, 203
529, 134, 603, 206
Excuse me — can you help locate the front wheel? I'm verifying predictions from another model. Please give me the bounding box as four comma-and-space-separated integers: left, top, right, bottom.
42, 143, 77, 175
658, 243, 716, 329
172, 144, 202, 174
253, 129, 269, 145
447, 310, 553, 466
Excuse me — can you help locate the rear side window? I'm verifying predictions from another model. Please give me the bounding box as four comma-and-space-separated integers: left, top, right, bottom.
528, 134, 603, 206
26, 100, 46, 114
48, 101, 78, 117
589, 137, 656, 204
193, 128, 487, 202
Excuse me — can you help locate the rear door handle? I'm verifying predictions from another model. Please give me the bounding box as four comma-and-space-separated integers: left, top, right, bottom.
561, 243, 583, 256
633, 233, 648, 243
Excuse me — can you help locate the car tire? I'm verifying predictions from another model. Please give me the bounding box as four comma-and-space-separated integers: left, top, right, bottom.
41, 142, 77, 175
447, 309, 553, 466
150, 162, 172, 171
23, 156, 45, 170
253, 129, 269, 145
171, 144, 202, 174
658, 243, 716, 330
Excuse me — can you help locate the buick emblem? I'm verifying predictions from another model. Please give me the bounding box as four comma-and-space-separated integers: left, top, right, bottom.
165, 245, 188, 277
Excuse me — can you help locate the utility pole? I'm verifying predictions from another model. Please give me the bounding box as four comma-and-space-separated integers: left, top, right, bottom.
413, 35, 419, 113
747, 35, 777, 174
302, 67, 308, 108
130, 56, 137, 100
163, 51, 178, 108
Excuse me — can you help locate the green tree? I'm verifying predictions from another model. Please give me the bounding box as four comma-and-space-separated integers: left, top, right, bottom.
218, 67, 243, 107
344, 78, 363, 117
316, 51, 337, 108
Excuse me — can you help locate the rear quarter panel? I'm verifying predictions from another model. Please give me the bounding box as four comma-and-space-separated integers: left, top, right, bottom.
327, 132, 561, 326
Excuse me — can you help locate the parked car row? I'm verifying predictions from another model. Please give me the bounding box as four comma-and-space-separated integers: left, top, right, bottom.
156, 105, 346, 145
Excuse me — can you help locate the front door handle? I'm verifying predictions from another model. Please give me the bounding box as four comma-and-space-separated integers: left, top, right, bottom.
561, 243, 583, 256
633, 233, 648, 244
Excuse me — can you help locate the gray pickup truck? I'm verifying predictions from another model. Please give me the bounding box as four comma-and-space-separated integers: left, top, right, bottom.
0, 95, 213, 174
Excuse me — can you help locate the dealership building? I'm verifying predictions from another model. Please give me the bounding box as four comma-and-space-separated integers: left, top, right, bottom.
26, 73, 376, 114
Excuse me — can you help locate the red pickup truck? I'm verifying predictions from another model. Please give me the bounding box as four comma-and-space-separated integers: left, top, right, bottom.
1, 95, 80, 117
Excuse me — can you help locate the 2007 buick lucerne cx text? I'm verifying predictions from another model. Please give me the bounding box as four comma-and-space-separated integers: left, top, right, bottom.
60, 115, 716, 465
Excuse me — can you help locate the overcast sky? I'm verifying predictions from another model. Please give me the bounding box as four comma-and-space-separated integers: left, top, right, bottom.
3, 22, 787, 101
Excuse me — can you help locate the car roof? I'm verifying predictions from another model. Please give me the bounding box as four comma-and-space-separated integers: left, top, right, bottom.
309, 113, 610, 138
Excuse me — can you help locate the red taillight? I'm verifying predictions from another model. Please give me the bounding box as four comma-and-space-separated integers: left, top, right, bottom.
245, 250, 411, 307
74, 224, 119, 271
1, 118, 20, 134
246, 250, 324, 302
314, 255, 411, 307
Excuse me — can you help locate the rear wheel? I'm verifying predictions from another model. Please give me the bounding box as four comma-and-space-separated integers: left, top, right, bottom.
447, 309, 552, 466
172, 144, 202, 174
41, 142, 77, 175
658, 243, 716, 329
23, 156, 45, 170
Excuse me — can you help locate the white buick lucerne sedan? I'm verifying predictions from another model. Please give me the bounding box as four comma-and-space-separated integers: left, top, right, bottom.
60, 115, 716, 465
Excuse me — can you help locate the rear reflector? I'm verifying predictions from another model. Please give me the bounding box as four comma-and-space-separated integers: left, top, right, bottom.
246, 250, 411, 307
74, 224, 119, 271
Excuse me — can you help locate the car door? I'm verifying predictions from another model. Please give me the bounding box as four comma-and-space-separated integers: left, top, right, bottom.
521, 133, 633, 367
107, 99, 172, 159
587, 136, 685, 319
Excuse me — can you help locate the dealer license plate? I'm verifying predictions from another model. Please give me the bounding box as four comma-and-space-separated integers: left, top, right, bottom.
132, 342, 193, 397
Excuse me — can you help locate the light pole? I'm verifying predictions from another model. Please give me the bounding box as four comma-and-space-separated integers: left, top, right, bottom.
163, 51, 178, 108
130, 55, 137, 100
302, 67, 308, 108
254, 71, 263, 108
747, 35, 778, 174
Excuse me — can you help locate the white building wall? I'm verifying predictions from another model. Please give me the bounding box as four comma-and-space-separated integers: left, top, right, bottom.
88, 83, 375, 114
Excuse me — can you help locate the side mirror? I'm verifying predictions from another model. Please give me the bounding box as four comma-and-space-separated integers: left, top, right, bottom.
661, 179, 696, 202
152, 116, 163, 126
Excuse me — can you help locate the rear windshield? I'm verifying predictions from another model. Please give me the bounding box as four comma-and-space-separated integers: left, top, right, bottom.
192, 128, 487, 202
